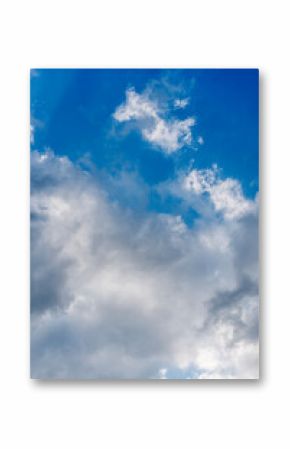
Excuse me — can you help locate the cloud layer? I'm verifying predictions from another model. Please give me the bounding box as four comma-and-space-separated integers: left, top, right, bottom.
31, 150, 259, 379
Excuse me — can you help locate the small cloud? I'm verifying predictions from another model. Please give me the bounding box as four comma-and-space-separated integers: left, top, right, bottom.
174, 98, 190, 109
113, 88, 195, 154
30, 117, 45, 145
197, 136, 204, 145
158, 368, 168, 379
182, 166, 257, 220
30, 124, 34, 144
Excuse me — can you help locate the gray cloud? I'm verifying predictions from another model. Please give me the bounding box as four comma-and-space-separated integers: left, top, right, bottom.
31, 150, 259, 379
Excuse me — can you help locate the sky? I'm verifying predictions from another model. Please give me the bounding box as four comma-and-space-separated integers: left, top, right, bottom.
30, 69, 259, 379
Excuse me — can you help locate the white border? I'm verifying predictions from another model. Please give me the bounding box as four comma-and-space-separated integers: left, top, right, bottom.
0, 1, 288, 448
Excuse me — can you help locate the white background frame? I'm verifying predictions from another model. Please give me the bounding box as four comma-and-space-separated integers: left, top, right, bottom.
0, 1, 288, 447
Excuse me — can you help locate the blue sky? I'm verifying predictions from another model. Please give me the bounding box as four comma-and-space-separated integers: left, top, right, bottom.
30, 69, 259, 379
31, 69, 258, 197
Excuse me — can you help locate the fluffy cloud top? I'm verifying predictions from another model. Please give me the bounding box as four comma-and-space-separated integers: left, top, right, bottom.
181, 166, 257, 220
31, 150, 258, 379
113, 88, 195, 153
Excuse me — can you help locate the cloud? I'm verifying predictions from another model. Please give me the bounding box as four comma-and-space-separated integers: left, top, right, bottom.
30, 117, 44, 146
31, 150, 259, 379
30, 125, 34, 144
158, 368, 168, 379
113, 88, 195, 153
181, 166, 257, 220
174, 98, 190, 109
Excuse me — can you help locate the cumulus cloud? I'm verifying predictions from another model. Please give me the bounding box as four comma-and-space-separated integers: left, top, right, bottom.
31, 150, 259, 379
181, 166, 257, 220
113, 88, 195, 153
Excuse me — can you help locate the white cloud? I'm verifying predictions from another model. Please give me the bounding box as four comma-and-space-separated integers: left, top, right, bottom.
30, 117, 44, 145
182, 166, 257, 220
174, 98, 190, 109
30, 125, 34, 144
31, 151, 259, 379
113, 88, 195, 153
158, 368, 168, 379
